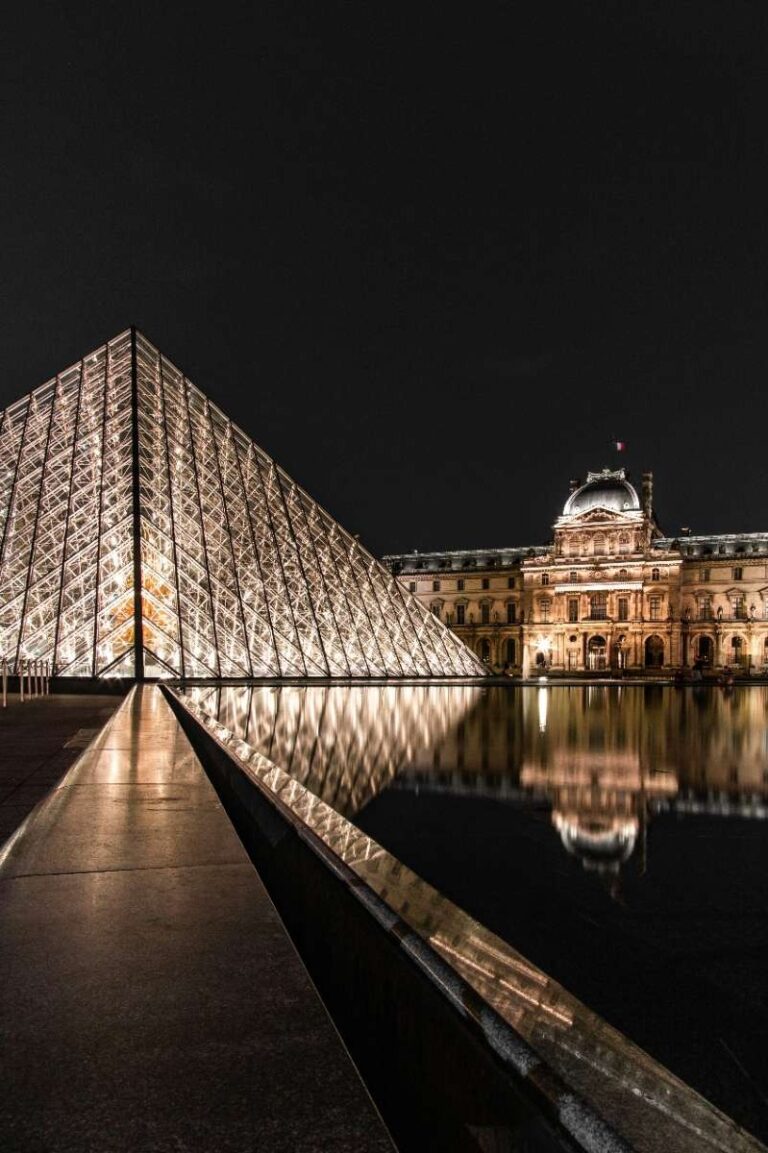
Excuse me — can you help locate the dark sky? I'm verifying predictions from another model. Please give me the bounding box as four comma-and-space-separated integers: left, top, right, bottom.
2, 2, 767, 554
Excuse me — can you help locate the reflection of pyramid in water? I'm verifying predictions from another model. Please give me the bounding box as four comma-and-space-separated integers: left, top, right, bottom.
186, 683, 482, 816
0, 329, 485, 679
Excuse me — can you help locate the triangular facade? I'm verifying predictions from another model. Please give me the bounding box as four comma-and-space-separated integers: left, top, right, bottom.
0, 330, 485, 679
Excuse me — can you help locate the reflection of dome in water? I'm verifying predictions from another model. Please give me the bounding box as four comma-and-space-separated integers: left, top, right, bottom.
562, 469, 640, 516
553, 813, 638, 873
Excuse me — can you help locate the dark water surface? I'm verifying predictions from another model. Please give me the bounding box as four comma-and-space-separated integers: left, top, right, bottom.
185, 683, 768, 1142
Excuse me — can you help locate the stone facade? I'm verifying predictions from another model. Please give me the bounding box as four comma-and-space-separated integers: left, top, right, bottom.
384, 468, 768, 675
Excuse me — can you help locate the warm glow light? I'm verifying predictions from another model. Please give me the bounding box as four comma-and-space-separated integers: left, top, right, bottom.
0, 331, 486, 681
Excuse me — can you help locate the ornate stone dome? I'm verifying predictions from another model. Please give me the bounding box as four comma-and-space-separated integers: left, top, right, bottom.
562, 468, 640, 516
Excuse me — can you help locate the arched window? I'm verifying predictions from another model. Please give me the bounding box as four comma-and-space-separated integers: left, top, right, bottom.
541, 573, 550, 585
730, 636, 745, 666
619, 533, 630, 554
478, 638, 491, 663
618, 568, 629, 580
651, 567, 660, 581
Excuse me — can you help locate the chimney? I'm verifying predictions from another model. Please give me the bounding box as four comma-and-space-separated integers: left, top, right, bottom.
642, 471, 653, 516
569, 477, 580, 494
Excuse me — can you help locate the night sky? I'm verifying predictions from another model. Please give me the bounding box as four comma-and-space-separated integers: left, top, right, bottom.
2, 3, 767, 554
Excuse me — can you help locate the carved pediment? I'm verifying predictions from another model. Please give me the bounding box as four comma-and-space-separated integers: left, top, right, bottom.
565, 507, 632, 525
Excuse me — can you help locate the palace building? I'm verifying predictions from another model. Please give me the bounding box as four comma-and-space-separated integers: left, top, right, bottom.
384, 468, 768, 675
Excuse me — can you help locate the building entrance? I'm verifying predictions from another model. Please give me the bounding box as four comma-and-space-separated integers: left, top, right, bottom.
645, 635, 664, 668
587, 635, 607, 671
696, 635, 714, 665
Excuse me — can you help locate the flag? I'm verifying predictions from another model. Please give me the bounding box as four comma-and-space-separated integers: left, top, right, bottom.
614, 440, 626, 452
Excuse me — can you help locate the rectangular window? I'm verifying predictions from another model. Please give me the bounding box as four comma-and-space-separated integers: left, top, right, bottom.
589, 592, 607, 620
568, 597, 579, 623
481, 603, 490, 624
698, 595, 712, 620
540, 598, 551, 623
507, 576, 515, 589
481, 577, 490, 590
541, 573, 550, 586
408, 581, 416, 593
649, 596, 662, 620
507, 602, 516, 624
456, 604, 465, 625
700, 568, 710, 582
618, 597, 629, 621
431, 604, 441, 620
432, 579, 441, 592
733, 567, 743, 581
457, 578, 465, 591
731, 594, 746, 619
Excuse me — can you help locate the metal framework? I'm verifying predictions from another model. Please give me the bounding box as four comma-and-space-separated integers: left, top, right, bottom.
0, 329, 485, 679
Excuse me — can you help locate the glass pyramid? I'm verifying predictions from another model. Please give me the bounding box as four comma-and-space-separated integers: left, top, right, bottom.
0, 329, 485, 679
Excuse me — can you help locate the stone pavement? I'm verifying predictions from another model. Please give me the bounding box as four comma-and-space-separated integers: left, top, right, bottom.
0, 691, 122, 844
0, 685, 392, 1152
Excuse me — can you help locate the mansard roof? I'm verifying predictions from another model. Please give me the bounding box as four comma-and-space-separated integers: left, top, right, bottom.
562, 469, 640, 517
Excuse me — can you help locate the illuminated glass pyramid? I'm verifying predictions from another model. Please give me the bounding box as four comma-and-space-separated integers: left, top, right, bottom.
0, 329, 485, 679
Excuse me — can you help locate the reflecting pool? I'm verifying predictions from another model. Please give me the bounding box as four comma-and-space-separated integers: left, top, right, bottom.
184, 682, 768, 1141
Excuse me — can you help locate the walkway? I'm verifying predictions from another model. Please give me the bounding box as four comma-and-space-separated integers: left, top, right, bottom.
0, 691, 121, 843
0, 685, 392, 1152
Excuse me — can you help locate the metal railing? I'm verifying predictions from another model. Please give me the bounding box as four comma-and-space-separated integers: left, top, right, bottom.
1, 657, 51, 707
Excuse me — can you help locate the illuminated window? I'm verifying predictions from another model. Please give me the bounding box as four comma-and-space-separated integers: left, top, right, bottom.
697, 594, 712, 620
589, 592, 607, 620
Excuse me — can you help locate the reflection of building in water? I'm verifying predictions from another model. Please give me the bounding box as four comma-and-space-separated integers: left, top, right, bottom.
523, 687, 679, 877
397, 684, 768, 878
521, 750, 677, 875
185, 683, 480, 817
